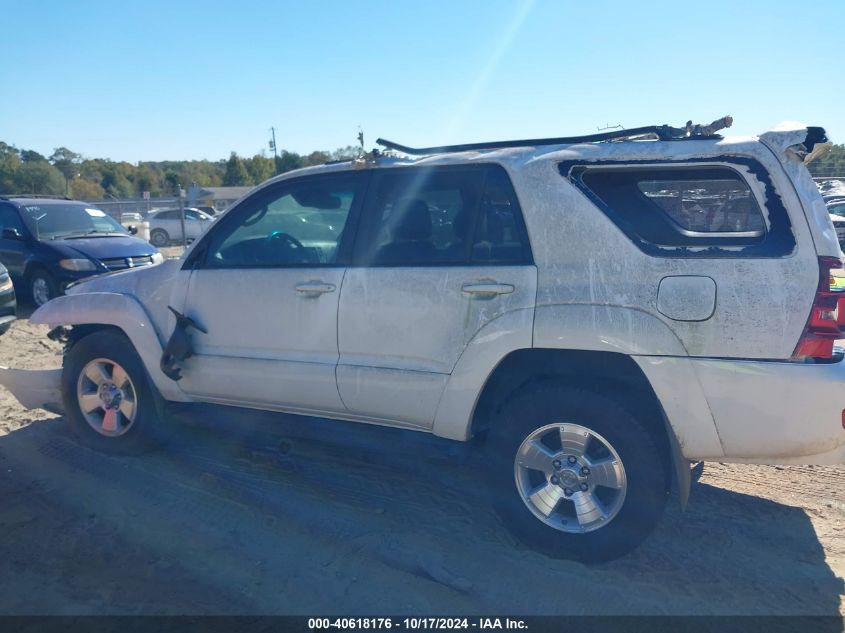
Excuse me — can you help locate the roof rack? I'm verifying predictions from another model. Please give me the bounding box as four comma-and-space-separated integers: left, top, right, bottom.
377, 116, 733, 156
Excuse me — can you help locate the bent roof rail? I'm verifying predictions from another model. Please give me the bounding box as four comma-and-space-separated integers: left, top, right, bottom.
376, 116, 734, 156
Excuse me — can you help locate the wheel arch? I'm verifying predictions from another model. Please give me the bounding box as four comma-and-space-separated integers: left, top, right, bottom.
30, 292, 188, 402
470, 348, 691, 506
23, 260, 56, 287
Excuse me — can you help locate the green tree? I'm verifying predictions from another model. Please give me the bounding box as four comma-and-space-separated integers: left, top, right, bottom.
69, 177, 105, 200
331, 145, 361, 161
246, 155, 275, 184
133, 165, 163, 196
163, 171, 181, 193
100, 163, 135, 197
49, 147, 82, 194
223, 152, 250, 186
809, 144, 845, 177
14, 162, 66, 195
276, 150, 303, 174
20, 149, 47, 163
0, 142, 22, 194
303, 151, 331, 167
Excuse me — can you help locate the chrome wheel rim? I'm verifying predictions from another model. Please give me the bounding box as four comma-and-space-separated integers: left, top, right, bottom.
76, 358, 138, 437
514, 423, 627, 533
151, 231, 167, 246
32, 277, 50, 306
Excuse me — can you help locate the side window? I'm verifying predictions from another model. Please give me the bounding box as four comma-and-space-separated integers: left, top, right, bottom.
353, 165, 530, 266
0, 205, 24, 234
203, 173, 363, 268
636, 174, 764, 235
564, 162, 795, 257
471, 168, 532, 264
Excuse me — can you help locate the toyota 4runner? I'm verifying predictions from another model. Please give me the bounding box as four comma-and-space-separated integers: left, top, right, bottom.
2, 118, 842, 562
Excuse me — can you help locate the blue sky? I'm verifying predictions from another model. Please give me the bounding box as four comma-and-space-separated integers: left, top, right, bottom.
1, 0, 843, 162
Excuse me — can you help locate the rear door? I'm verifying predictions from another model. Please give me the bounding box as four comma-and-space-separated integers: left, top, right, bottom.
153, 210, 179, 238
336, 164, 537, 429
184, 209, 210, 240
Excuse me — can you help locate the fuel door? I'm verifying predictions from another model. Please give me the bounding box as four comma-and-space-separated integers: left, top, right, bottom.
657, 275, 716, 322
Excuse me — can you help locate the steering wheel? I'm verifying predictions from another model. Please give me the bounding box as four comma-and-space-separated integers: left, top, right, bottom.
266, 230, 305, 251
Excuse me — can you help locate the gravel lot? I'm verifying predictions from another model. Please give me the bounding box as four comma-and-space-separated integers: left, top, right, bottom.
0, 316, 843, 615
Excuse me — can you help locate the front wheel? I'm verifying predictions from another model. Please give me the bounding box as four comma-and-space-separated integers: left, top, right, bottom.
29, 269, 58, 307
62, 329, 161, 454
484, 384, 668, 562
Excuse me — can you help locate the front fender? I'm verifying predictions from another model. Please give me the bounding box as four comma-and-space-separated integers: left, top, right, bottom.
30, 292, 188, 402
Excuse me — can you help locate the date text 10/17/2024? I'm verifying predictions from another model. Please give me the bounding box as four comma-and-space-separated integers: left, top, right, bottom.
308, 618, 528, 630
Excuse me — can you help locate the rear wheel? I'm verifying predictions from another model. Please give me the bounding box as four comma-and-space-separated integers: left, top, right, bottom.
484, 383, 668, 562
150, 229, 169, 247
62, 330, 161, 454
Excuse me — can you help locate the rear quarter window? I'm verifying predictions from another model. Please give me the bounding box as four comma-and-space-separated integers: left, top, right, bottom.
561, 160, 795, 258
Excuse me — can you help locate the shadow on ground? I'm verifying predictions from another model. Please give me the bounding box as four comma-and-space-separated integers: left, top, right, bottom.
0, 407, 841, 615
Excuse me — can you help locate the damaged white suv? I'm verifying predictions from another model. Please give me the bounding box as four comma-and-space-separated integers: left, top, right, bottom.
3, 118, 844, 562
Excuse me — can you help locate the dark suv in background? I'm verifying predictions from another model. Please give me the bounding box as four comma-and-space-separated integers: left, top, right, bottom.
0, 196, 163, 306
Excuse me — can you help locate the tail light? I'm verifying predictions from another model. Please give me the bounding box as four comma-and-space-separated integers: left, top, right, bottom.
793, 256, 845, 360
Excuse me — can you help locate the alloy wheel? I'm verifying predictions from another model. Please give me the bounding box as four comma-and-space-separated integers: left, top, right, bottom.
75, 358, 139, 437
514, 422, 627, 533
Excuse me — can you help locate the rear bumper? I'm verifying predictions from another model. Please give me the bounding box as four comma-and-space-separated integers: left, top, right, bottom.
691, 356, 845, 465
0, 367, 63, 413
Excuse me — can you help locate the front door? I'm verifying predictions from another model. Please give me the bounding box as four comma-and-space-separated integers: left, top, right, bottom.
337, 164, 537, 428
0, 203, 30, 283
176, 171, 367, 414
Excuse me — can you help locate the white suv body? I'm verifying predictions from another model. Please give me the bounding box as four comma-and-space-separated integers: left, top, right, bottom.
2, 122, 842, 560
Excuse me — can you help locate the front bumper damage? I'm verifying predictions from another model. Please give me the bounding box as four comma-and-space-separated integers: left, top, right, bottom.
0, 366, 64, 414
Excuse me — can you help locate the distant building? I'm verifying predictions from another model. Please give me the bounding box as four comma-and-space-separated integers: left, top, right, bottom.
188, 185, 253, 212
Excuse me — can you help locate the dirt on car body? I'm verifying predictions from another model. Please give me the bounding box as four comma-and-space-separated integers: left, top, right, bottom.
0, 318, 843, 615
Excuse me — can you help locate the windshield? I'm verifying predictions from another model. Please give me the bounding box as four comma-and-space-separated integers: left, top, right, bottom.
19, 203, 128, 239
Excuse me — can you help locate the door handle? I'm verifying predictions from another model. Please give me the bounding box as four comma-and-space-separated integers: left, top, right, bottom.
461, 282, 515, 296
295, 282, 336, 296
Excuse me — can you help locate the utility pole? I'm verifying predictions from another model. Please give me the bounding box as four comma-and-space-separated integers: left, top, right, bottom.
270, 127, 279, 175
178, 184, 187, 249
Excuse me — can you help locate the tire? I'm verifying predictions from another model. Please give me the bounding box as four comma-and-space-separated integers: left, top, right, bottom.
150, 229, 169, 247
62, 329, 162, 454
484, 383, 668, 562
28, 268, 59, 307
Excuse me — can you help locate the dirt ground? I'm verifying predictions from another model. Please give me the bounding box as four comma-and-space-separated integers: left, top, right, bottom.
0, 316, 843, 615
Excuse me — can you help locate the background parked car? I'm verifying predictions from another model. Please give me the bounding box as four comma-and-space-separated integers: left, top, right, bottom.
147, 207, 214, 246
119, 212, 144, 224
827, 200, 845, 217
0, 197, 164, 306
0, 261, 15, 335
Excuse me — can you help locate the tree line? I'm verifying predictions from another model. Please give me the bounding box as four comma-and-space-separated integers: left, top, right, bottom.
0, 142, 362, 200
809, 144, 845, 178
2, 139, 844, 201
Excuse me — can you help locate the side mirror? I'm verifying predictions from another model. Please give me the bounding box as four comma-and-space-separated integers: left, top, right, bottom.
128, 225, 139, 235
1, 228, 22, 240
